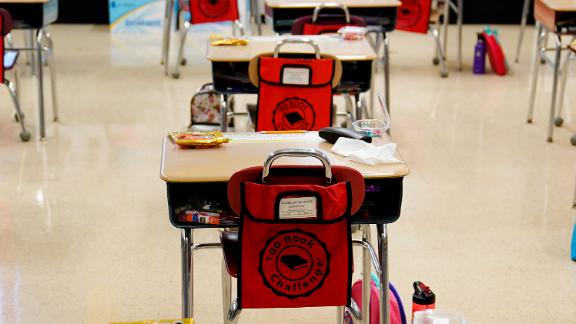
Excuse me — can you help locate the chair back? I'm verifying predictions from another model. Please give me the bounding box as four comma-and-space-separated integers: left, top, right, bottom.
292, 4, 366, 35
228, 149, 365, 309
395, 0, 432, 34
187, 0, 239, 24
248, 39, 342, 132
0, 8, 11, 83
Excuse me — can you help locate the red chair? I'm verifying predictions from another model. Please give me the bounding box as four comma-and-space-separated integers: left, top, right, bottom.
291, 3, 367, 35
172, 0, 244, 78
0, 8, 29, 141
221, 148, 379, 323
247, 39, 342, 131
395, 0, 463, 78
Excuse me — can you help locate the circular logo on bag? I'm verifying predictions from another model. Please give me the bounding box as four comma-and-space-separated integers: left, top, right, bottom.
259, 229, 330, 299
272, 97, 316, 131
397, 0, 423, 28
198, 0, 231, 18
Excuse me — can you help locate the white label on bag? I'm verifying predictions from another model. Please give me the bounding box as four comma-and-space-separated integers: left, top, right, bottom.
279, 197, 317, 219
282, 67, 310, 85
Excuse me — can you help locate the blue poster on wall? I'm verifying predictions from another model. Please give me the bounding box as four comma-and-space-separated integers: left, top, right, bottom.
109, 0, 164, 33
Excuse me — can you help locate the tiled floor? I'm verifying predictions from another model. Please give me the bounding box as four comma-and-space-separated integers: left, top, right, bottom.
0, 24, 575, 323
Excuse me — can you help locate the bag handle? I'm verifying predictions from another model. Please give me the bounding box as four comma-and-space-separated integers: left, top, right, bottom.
262, 149, 332, 184
312, 3, 351, 23
273, 38, 321, 59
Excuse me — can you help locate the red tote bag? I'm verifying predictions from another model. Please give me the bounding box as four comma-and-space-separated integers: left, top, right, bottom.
483, 31, 507, 76
395, 0, 432, 34
189, 0, 239, 24
255, 57, 336, 131
238, 181, 353, 309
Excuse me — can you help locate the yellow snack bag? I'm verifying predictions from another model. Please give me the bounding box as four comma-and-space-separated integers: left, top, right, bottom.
169, 131, 229, 148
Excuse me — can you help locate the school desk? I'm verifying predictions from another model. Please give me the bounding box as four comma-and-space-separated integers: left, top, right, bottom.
207, 35, 378, 130
160, 131, 410, 324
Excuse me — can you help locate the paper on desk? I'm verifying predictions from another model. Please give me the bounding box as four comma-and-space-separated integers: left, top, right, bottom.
331, 137, 401, 166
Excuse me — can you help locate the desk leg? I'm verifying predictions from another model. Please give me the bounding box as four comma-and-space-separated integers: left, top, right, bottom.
36, 29, 46, 140
527, 22, 543, 124
220, 94, 230, 132
442, 0, 449, 59
26, 30, 36, 76
515, 0, 531, 63
547, 35, 562, 143
181, 229, 194, 319
556, 49, 572, 127
361, 225, 372, 324
162, 0, 175, 75
382, 31, 391, 114
376, 224, 389, 324
251, 0, 262, 35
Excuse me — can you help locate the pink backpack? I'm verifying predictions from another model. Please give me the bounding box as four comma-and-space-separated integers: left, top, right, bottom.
346, 275, 406, 324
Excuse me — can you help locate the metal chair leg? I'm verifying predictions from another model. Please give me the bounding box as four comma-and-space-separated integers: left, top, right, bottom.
432, 6, 442, 65
5, 80, 31, 142
555, 49, 572, 127
222, 259, 232, 324
547, 35, 563, 143
42, 29, 59, 122
162, 0, 174, 69
172, 16, 190, 79
431, 26, 449, 77
527, 22, 544, 123
227, 298, 241, 324
456, 0, 463, 71
515, 0, 531, 63
442, 0, 449, 59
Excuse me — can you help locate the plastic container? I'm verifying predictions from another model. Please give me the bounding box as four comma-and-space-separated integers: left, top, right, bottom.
353, 119, 388, 137
413, 310, 467, 324
338, 26, 367, 40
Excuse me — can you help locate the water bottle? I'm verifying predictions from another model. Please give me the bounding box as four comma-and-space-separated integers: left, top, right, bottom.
473, 33, 486, 74
412, 281, 435, 320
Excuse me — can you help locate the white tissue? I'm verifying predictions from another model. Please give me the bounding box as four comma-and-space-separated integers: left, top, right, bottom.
331, 137, 401, 166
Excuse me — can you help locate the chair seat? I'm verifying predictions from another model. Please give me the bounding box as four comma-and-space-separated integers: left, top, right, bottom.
220, 230, 239, 278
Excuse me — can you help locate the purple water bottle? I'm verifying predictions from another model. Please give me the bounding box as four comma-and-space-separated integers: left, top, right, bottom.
473, 33, 486, 74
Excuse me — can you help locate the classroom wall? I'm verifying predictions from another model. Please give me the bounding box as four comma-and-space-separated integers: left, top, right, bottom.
56, 0, 534, 25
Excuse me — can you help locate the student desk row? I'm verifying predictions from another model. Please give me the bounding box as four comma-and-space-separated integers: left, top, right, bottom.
160, 132, 410, 324
0, 0, 58, 140
206, 35, 378, 130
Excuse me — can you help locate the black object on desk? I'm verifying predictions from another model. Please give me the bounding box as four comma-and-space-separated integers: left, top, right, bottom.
319, 127, 372, 144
